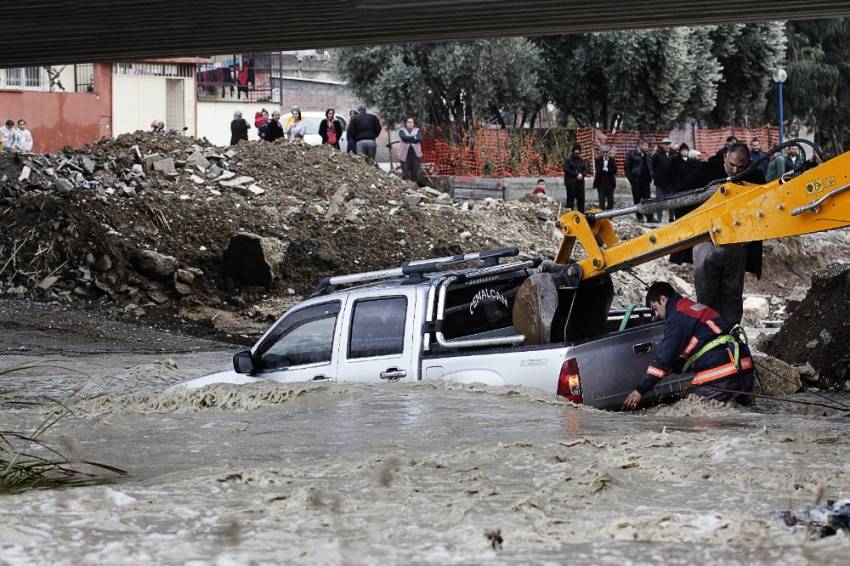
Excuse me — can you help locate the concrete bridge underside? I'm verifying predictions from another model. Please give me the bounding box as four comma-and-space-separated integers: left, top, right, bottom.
6, 0, 850, 67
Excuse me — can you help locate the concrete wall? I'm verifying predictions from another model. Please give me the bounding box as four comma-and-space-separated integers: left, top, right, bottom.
112, 74, 195, 136
0, 63, 112, 153
197, 101, 281, 146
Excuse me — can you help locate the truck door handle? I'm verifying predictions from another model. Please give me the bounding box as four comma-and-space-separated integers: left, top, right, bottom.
312, 375, 330, 381
633, 342, 653, 355
380, 368, 407, 381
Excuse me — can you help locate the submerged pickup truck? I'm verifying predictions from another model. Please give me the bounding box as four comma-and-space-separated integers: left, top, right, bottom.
176, 248, 691, 409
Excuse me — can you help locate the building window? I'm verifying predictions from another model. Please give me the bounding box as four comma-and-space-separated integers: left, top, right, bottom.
2, 67, 42, 89
6, 68, 22, 86
197, 54, 281, 104
25, 67, 41, 87
74, 64, 94, 92
112, 63, 193, 78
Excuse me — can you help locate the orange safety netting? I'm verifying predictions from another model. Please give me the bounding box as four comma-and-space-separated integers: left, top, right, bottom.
420, 125, 780, 177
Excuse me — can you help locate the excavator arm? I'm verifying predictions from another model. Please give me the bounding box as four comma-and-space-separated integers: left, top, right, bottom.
554, 150, 850, 279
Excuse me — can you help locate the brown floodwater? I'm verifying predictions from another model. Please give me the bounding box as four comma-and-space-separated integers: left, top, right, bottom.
1, 304, 849, 565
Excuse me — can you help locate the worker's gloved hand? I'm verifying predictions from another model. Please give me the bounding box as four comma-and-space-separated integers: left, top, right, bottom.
623, 390, 642, 411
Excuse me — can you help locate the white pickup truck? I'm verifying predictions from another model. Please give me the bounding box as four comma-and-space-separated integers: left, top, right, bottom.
176, 248, 690, 409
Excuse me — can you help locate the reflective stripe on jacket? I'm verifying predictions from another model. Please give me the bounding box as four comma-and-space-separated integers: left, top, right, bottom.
636, 294, 751, 395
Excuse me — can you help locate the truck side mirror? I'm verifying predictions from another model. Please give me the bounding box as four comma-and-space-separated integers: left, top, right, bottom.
233, 350, 256, 374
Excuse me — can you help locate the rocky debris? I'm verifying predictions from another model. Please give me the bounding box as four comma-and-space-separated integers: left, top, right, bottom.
766, 263, 850, 390
742, 295, 771, 325
3, 130, 850, 347
753, 353, 803, 396
131, 250, 177, 281
222, 232, 286, 288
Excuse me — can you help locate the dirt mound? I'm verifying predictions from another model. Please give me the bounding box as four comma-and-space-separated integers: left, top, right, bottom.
0, 133, 559, 338
765, 263, 850, 390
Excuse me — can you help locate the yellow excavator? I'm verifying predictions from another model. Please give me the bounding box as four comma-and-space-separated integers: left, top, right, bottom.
514, 139, 850, 343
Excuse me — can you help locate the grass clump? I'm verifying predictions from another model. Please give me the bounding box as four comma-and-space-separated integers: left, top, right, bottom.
1, 364, 126, 492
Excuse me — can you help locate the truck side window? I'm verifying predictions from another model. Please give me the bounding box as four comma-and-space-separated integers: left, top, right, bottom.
257, 302, 340, 370
348, 297, 407, 359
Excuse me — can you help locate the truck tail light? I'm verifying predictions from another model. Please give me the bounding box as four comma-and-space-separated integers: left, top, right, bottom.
558, 357, 583, 404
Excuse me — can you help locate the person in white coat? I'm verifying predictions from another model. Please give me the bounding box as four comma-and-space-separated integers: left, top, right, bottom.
13, 119, 33, 153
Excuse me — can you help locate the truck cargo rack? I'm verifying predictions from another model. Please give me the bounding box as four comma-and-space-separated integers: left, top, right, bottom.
309, 247, 523, 297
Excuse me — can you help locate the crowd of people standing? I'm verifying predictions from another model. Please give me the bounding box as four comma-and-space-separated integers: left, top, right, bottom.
1, 119, 33, 154
559, 134, 799, 218
228, 104, 423, 181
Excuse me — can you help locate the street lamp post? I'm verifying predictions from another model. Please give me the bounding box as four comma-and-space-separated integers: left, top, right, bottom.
772, 68, 788, 145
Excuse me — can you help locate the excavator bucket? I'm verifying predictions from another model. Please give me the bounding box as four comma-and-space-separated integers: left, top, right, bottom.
513, 273, 559, 345
513, 272, 615, 345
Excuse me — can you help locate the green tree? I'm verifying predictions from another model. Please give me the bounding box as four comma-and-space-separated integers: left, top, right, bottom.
707, 22, 786, 126
332, 39, 545, 129
783, 18, 850, 154
536, 23, 783, 130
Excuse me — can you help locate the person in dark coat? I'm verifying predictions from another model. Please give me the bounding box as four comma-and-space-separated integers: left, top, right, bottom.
563, 143, 588, 213
749, 137, 768, 175
592, 145, 617, 210
349, 105, 382, 159
669, 143, 766, 325
651, 138, 676, 222
345, 110, 357, 154
625, 139, 653, 222
714, 135, 739, 159
318, 108, 343, 149
230, 111, 250, 146
785, 145, 804, 171
264, 111, 285, 142
672, 143, 700, 188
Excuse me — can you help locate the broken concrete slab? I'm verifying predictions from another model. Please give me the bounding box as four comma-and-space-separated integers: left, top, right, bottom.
222, 232, 285, 288
205, 164, 224, 179
18, 166, 32, 182
187, 151, 211, 171
153, 158, 177, 176
214, 171, 236, 182
403, 194, 423, 207
80, 155, 96, 175
144, 153, 165, 171
219, 176, 255, 188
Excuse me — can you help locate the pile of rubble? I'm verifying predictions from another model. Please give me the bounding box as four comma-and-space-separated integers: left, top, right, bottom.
766, 263, 850, 391
0, 133, 559, 334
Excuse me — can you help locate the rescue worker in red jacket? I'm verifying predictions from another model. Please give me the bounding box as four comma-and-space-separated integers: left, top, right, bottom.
623, 281, 754, 410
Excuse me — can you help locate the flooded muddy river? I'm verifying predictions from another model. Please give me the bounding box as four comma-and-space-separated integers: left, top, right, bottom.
1, 301, 849, 565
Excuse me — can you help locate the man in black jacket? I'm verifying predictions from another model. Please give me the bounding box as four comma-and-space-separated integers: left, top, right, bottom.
349, 105, 382, 159
651, 138, 675, 222
563, 143, 588, 212
593, 145, 617, 210
625, 139, 653, 222
672, 143, 699, 188
230, 111, 250, 146
669, 143, 766, 325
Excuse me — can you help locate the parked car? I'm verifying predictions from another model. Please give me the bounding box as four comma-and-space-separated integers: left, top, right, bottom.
171, 248, 691, 409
